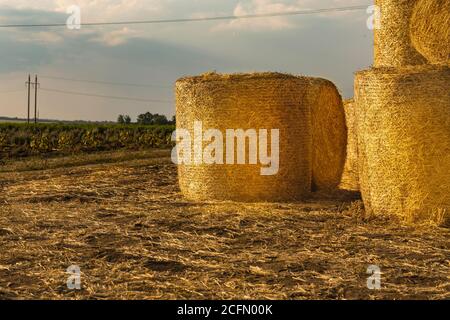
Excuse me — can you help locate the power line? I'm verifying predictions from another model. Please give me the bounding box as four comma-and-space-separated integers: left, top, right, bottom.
40, 75, 172, 88
40, 87, 172, 103
0, 5, 369, 28
0, 88, 24, 94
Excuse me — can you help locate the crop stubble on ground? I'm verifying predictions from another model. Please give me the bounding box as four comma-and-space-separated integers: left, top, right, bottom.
0, 151, 448, 299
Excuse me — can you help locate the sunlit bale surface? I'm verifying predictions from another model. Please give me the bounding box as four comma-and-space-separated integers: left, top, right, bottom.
355, 65, 450, 225
175, 72, 346, 202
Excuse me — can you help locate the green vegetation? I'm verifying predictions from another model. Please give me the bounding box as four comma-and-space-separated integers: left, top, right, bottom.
0, 123, 175, 159
116, 113, 175, 125
117, 114, 132, 124
136, 112, 172, 125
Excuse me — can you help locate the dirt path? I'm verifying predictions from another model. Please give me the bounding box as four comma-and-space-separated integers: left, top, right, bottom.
0, 153, 448, 299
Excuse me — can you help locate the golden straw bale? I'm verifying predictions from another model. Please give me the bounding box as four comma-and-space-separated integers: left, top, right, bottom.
374, 0, 426, 67
310, 79, 347, 192
355, 65, 450, 225
339, 99, 359, 191
175, 72, 346, 202
410, 0, 450, 64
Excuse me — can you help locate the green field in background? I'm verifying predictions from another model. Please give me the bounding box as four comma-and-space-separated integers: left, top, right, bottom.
0, 123, 175, 159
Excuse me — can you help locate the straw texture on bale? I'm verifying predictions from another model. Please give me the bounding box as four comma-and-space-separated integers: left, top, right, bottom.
310, 79, 347, 192
175, 72, 346, 202
410, 0, 450, 65
374, 0, 426, 67
355, 65, 450, 225
339, 99, 359, 191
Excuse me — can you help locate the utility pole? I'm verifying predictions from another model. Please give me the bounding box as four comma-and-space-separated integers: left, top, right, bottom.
26, 75, 31, 123
33, 75, 39, 124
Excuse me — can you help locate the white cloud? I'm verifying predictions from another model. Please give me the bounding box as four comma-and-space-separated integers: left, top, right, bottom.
212, 0, 369, 32
213, 0, 300, 32
0, 0, 167, 45
59, 0, 165, 21
0, 0, 165, 20
0, 0, 370, 42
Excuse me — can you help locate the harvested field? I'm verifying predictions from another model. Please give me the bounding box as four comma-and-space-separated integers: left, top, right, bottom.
0, 150, 448, 300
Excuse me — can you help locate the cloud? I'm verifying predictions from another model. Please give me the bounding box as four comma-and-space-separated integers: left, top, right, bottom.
0, 0, 168, 45
0, 0, 166, 20
212, 0, 369, 32
18, 31, 64, 43
213, 0, 301, 32
0, 0, 373, 122
0, 32, 53, 73
91, 27, 141, 46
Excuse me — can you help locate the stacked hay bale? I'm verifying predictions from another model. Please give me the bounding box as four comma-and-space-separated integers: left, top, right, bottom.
175, 72, 346, 202
339, 99, 359, 191
410, 0, 450, 64
374, 0, 426, 67
355, 65, 450, 224
355, 1, 450, 225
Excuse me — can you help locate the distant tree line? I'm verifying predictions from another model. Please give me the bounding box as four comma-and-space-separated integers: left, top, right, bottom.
117, 115, 131, 124
117, 113, 175, 125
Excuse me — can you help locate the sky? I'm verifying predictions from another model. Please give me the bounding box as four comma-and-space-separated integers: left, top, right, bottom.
0, 0, 373, 122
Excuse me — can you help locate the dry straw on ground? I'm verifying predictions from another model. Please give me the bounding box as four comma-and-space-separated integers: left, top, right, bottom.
374, 0, 426, 67
339, 99, 359, 192
175, 72, 346, 202
1, 154, 449, 299
410, 0, 450, 65
355, 65, 450, 225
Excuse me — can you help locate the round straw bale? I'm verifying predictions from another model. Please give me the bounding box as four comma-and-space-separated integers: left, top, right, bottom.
374, 0, 426, 67
410, 0, 450, 64
339, 99, 359, 191
175, 72, 346, 202
355, 65, 450, 225
310, 80, 347, 192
